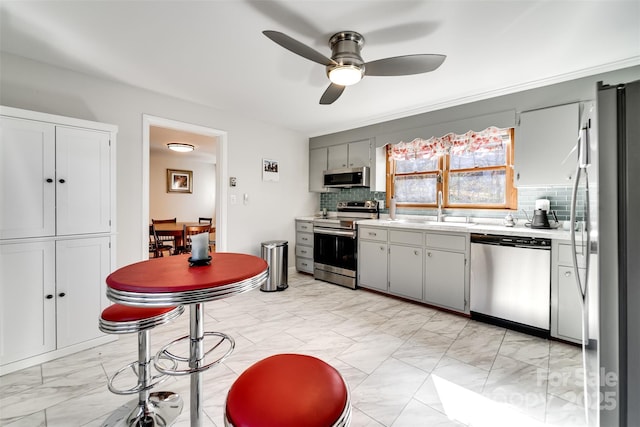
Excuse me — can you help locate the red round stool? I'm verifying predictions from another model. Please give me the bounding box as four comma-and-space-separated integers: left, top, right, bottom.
224, 353, 351, 427
99, 304, 184, 427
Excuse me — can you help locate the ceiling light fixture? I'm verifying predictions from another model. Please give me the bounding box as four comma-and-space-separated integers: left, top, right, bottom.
328, 65, 363, 86
167, 143, 195, 153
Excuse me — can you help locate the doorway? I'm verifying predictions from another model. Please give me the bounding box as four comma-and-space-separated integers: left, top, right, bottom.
142, 115, 228, 259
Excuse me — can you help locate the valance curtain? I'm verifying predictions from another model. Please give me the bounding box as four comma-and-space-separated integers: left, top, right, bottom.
389, 126, 508, 160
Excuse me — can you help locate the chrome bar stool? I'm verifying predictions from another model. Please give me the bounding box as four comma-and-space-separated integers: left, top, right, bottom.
99, 304, 185, 427
224, 353, 351, 427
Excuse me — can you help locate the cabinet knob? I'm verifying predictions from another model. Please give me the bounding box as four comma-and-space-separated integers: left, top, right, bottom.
369, 232, 376, 236
427, 252, 432, 257
58, 178, 66, 184
564, 271, 572, 277
302, 237, 308, 241
58, 292, 66, 298
414, 250, 420, 256
46, 294, 54, 299
380, 246, 385, 251
300, 249, 307, 254
46, 178, 53, 183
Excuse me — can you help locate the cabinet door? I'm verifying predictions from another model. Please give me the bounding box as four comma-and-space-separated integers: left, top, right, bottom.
56, 127, 111, 235
556, 265, 585, 342
389, 245, 423, 300
0, 117, 56, 239
347, 140, 371, 168
425, 249, 466, 311
515, 103, 579, 186
328, 144, 349, 169
309, 147, 329, 192
0, 241, 56, 365
56, 237, 110, 348
358, 240, 388, 291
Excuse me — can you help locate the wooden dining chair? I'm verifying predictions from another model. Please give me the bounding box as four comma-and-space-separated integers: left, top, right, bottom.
182, 224, 211, 254
198, 217, 216, 252
152, 218, 177, 252
149, 225, 173, 258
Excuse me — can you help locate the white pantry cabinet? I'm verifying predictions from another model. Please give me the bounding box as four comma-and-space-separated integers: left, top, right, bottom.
0, 237, 110, 366
0, 106, 117, 375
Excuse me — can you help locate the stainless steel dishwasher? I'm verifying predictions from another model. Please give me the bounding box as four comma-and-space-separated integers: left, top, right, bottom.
470, 233, 551, 336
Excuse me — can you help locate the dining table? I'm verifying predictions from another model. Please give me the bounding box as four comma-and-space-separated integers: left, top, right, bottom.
106, 253, 268, 427
153, 222, 214, 254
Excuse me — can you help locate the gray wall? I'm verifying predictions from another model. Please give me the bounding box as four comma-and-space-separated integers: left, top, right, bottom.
0, 52, 317, 268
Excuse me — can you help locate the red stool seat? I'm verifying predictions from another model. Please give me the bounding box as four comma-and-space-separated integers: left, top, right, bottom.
101, 304, 177, 322
225, 353, 350, 427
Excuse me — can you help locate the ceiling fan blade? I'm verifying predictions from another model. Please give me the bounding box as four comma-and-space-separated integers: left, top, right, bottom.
320, 84, 345, 105
263, 30, 335, 66
365, 54, 446, 76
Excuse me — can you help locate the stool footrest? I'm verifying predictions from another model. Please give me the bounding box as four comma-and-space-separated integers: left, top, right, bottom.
155, 331, 235, 376
107, 354, 176, 395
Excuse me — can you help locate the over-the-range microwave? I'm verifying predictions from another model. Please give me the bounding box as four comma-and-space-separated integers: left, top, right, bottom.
323, 166, 370, 188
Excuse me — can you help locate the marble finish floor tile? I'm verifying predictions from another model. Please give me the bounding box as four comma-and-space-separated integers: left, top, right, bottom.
0, 271, 591, 427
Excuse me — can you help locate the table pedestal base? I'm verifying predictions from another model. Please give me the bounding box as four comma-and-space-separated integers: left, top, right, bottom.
101, 391, 183, 427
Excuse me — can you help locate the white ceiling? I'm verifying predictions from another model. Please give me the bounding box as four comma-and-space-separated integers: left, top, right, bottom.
1, 1, 638, 137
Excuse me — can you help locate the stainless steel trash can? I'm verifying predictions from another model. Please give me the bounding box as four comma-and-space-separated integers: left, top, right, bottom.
260, 240, 288, 292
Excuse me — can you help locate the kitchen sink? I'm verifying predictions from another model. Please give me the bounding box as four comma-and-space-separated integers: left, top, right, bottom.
422, 221, 476, 227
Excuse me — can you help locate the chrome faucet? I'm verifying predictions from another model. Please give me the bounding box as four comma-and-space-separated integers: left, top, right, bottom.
437, 190, 444, 222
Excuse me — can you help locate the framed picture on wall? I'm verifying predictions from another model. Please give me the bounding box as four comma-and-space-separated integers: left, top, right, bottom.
167, 169, 193, 193
262, 158, 279, 182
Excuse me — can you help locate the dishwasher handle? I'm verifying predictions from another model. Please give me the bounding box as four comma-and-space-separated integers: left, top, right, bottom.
471, 233, 551, 249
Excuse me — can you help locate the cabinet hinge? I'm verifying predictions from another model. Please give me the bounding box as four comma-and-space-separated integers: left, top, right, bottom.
465, 258, 467, 265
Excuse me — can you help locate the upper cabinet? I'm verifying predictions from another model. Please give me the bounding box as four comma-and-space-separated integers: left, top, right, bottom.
328, 139, 371, 169
309, 147, 335, 193
1, 108, 116, 240
514, 103, 579, 186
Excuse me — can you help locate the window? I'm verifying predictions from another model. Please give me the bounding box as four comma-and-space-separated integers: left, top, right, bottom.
387, 127, 517, 209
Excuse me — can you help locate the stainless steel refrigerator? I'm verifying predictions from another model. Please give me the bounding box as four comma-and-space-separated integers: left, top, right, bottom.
596, 79, 640, 427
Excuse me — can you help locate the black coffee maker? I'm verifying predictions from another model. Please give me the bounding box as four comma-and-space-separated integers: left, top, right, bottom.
531, 209, 552, 229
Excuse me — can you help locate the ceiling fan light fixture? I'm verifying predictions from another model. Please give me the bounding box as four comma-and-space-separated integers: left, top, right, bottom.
328, 65, 363, 86
167, 143, 195, 153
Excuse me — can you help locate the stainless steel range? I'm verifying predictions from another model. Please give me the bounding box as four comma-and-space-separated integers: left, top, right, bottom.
313, 201, 379, 289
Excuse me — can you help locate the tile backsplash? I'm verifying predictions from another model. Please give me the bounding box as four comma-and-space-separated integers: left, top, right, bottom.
320, 185, 585, 222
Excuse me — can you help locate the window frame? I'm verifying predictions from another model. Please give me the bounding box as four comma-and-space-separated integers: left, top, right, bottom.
386, 128, 517, 210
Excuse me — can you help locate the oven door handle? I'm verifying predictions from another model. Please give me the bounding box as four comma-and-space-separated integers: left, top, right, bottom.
313, 228, 357, 238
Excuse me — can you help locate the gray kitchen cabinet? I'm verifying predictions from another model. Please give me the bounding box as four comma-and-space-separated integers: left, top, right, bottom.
358, 226, 469, 313
425, 249, 466, 311
424, 233, 468, 312
551, 241, 585, 344
515, 102, 579, 186
388, 229, 424, 300
358, 240, 388, 292
358, 226, 388, 292
295, 220, 314, 274
389, 244, 423, 300
327, 139, 371, 169
308, 147, 337, 193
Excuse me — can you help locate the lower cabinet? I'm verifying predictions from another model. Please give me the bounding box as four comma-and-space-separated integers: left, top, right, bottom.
358, 226, 469, 313
295, 220, 314, 274
551, 241, 586, 344
359, 240, 388, 291
389, 245, 423, 299
0, 237, 111, 369
425, 249, 466, 311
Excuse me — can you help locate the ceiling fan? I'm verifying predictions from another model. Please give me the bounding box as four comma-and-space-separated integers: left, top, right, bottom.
263, 30, 446, 105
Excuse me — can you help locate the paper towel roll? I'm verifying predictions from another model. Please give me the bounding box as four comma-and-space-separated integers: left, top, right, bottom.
190, 232, 209, 260
535, 199, 550, 211
389, 197, 397, 220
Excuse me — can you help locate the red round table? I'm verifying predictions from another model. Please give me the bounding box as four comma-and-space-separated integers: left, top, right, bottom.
106, 253, 268, 427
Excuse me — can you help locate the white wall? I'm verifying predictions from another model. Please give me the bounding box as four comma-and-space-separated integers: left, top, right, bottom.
0, 52, 318, 268
150, 151, 216, 223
